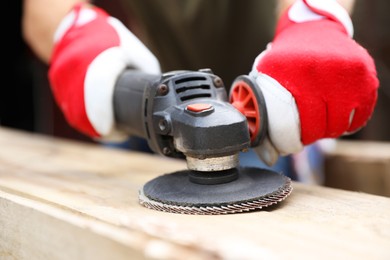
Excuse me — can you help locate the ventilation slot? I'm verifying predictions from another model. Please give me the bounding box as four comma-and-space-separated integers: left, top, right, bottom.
175, 76, 206, 84
176, 84, 210, 94
180, 93, 211, 101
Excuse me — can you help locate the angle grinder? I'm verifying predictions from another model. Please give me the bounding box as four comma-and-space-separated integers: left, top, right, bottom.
114, 68, 292, 215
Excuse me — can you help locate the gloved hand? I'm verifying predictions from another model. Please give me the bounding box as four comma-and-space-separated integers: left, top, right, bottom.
250, 0, 379, 165
49, 3, 160, 141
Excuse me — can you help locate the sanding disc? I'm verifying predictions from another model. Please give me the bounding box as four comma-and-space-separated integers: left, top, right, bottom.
139, 167, 292, 215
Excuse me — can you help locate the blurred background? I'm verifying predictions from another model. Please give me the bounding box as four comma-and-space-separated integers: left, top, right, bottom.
4, 0, 390, 142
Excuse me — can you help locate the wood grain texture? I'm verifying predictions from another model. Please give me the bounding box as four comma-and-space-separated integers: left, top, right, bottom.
0, 127, 389, 260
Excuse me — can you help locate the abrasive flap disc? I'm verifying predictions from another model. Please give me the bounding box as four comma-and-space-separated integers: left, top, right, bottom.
139, 167, 292, 215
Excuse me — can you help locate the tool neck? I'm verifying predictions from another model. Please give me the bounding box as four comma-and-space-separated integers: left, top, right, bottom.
185, 154, 239, 172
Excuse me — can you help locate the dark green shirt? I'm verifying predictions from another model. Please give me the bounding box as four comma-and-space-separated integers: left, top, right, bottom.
118, 0, 276, 86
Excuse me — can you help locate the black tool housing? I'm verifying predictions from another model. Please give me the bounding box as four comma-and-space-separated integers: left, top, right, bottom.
114, 69, 250, 159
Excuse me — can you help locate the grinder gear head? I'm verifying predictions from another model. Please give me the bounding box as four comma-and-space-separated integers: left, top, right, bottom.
115, 69, 251, 171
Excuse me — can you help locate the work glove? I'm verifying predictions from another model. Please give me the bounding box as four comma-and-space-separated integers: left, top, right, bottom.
250, 0, 379, 166
49, 3, 160, 141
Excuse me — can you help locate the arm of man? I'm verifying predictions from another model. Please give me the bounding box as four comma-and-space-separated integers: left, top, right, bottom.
22, 0, 90, 63
21, 0, 160, 140
277, 0, 356, 17
243, 0, 379, 165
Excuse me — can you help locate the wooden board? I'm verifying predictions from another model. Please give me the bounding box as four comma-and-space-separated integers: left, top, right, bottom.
324, 140, 390, 197
0, 127, 389, 260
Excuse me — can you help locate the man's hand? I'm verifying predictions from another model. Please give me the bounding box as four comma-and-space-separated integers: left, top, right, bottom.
48, 3, 160, 141
251, 0, 379, 165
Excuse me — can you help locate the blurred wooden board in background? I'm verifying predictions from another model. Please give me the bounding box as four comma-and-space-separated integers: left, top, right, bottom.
0, 127, 389, 260
324, 140, 390, 197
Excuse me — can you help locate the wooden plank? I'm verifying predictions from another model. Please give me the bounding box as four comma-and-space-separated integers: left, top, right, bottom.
0, 127, 389, 260
324, 140, 390, 197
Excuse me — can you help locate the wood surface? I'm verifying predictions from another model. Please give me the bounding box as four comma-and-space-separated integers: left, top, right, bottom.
0, 127, 389, 260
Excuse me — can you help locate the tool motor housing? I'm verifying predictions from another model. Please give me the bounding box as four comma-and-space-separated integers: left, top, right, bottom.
114, 69, 250, 168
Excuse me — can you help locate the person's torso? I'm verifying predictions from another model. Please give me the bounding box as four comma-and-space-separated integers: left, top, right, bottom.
119, 0, 276, 85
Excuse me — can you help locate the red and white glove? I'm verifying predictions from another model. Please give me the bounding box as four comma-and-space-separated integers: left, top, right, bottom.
251, 0, 379, 165
49, 4, 160, 141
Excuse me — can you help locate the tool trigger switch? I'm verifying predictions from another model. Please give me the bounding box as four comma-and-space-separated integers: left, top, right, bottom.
186, 103, 214, 115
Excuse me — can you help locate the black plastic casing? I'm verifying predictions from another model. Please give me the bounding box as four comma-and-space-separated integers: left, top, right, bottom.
114, 69, 250, 159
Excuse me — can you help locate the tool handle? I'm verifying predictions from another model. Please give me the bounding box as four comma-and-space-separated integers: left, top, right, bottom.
113, 69, 159, 138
